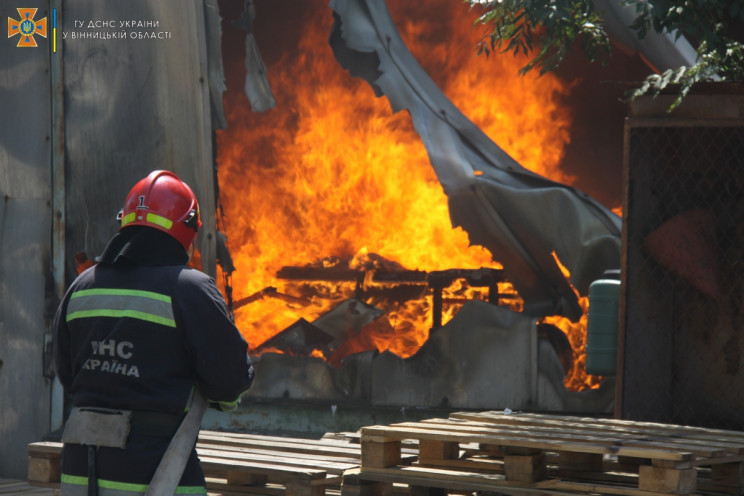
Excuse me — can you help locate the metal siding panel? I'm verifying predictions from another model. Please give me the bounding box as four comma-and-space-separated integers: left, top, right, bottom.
62, 0, 215, 278
0, 0, 52, 476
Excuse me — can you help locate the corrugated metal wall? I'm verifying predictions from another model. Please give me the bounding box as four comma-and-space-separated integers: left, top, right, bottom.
0, 0, 53, 478
62, 0, 218, 278
0, 0, 221, 478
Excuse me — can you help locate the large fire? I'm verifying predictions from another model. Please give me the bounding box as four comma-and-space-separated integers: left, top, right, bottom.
216, 0, 600, 391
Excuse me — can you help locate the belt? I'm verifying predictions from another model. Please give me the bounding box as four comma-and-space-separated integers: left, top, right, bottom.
62, 408, 185, 496
129, 410, 185, 438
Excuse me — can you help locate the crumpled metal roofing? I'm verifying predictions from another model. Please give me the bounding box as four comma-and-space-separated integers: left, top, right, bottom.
327, 0, 625, 321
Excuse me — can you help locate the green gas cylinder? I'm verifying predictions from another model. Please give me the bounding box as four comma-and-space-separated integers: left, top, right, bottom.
585, 277, 620, 376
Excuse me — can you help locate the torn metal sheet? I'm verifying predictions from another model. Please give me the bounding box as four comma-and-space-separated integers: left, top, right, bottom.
312, 298, 385, 344
255, 318, 334, 356
233, 0, 276, 112
204, 0, 228, 129
594, 0, 698, 73
240, 302, 614, 413
328, 0, 622, 321
372, 301, 614, 412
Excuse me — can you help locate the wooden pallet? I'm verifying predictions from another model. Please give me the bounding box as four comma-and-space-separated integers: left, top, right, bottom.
27, 431, 417, 496
0, 478, 57, 495
343, 412, 744, 496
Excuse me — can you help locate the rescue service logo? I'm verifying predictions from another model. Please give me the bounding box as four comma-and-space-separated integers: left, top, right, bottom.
7, 7, 47, 47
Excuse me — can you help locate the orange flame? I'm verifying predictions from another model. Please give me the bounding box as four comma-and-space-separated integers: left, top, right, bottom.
216, 0, 597, 390
542, 296, 603, 391
540, 253, 602, 390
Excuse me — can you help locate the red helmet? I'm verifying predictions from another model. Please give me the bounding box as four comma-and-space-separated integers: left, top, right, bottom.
117, 170, 202, 250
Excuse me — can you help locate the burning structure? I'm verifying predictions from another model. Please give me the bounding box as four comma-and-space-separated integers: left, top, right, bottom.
208, 0, 635, 422
0, 0, 703, 478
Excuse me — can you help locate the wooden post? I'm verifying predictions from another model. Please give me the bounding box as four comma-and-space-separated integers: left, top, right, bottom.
27, 443, 62, 484
341, 480, 392, 496
27, 456, 61, 483
342, 468, 392, 496
285, 479, 325, 496
503, 452, 547, 483
638, 465, 697, 494
361, 439, 401, 468
418, 440, 459, 463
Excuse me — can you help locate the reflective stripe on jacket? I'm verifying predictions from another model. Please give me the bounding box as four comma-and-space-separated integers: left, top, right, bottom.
61, 473, 206, 495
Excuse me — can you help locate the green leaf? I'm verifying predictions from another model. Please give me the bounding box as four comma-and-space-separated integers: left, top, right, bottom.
468, 0, 744, 109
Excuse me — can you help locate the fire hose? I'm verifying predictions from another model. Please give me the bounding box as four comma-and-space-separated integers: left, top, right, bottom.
144, 387, 208, 496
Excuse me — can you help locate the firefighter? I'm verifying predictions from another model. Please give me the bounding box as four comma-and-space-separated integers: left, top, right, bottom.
53, 170, 255, 496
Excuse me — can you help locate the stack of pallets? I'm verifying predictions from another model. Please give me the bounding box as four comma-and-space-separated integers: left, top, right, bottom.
342, 411, 744, 496
27, 430, 417, 496
28, 413, 744, 495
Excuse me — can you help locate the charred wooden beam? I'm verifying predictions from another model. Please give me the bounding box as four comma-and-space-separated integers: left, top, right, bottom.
428, 268, 505, 330
277, 266, 504, 286
276, 266, 364, 282
370, 270, 427, 283
276, 266, 510, 330
233, 286, 311, 310
428, 268, 505, 287
276, 266, 509, 331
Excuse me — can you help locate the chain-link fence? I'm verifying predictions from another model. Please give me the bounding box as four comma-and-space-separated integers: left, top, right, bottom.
620, 113, 744, 429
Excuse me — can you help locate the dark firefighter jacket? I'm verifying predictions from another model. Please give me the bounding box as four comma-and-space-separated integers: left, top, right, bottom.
53, 227, 255, 495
